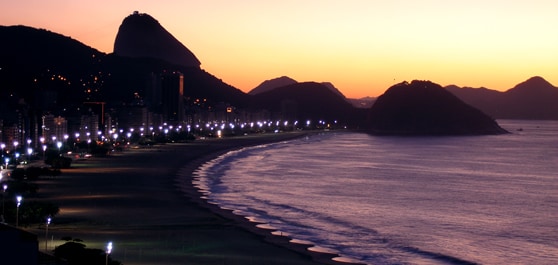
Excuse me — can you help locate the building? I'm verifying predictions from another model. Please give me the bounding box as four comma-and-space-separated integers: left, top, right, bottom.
148, 71, 185, 125
79, 114, 99, 141
42, 115, 68, 143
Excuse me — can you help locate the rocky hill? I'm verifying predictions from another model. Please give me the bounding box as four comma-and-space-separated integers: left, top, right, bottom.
113, 11, 201, 68
366, 80, 507, 135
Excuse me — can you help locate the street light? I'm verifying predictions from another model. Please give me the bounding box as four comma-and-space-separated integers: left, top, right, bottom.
27, 148, 33, 162
105, 241, 112, 265
0, 143, 5, 157
42, 145, 47, 161
45, 216, 51, 251
16, 195, 22, 227
2, 184, 7, 221
56, 141, 62, 155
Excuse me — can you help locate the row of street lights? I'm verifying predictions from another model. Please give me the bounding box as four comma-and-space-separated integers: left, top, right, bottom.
2, 170, 113, 262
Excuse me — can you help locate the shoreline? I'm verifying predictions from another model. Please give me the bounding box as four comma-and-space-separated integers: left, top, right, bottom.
25, 131, 364, 265
173, 134, 365, 265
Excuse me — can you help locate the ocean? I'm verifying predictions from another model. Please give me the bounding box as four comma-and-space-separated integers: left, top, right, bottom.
193, 120, 558, 265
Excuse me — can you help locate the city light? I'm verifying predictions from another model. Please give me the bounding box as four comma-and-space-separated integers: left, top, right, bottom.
45, 216, 51, 251
106, 241, 113, 265
2, 184, 7, 219
16, 195, 22, 227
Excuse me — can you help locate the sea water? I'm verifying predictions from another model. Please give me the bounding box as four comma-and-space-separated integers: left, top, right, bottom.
193, 120, 558, 265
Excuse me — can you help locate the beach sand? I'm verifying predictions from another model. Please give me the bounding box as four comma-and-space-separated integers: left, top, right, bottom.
27, 132, 362, 265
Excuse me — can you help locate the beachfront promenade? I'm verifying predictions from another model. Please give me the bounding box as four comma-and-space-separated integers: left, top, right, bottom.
24, 133, 358, 265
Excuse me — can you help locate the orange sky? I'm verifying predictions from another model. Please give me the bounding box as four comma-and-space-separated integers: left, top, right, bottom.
1, 0, 557, 98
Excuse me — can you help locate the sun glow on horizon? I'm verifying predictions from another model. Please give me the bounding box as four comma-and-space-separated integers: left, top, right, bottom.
1, 0, 557, 98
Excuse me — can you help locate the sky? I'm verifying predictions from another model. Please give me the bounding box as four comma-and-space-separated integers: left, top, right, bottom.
1, 0, 557, 98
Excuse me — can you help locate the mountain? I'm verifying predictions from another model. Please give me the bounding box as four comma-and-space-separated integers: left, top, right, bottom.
251, 82, 363, 124
249, 76, 298, 95
320, 82, 345, 98
0, 24, 249, 109
366, 80, 507, 135
0, 21, 356, 127
0, 25, 104, 109
446, 76, 558, 120
113, 11, 201, 68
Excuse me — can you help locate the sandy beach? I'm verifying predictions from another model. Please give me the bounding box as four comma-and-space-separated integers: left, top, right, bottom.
26, 132, 360, 265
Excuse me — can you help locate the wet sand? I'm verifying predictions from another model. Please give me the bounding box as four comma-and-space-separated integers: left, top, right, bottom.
27, 132, 363, 265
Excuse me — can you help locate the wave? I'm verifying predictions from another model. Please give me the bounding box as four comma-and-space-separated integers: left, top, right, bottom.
192, 137, 481, 265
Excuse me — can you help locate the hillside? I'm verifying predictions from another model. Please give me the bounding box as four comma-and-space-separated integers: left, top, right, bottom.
0, 25, 104, 109
249, 76, 298, 95
0, 25, 249, 111
367, 80, 507, 135
446, 76, 558, 120
251, 82, 363, 124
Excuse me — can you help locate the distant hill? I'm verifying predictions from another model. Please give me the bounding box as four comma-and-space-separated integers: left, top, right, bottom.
250, 76, 375, 108
366, 80, 507, 135
249, 76, 298, 95
113, 12, 201, 68
446, 76, 558, 120
249, 76, 346, 98
251, 82, 363, 124
348, 96, 376, 109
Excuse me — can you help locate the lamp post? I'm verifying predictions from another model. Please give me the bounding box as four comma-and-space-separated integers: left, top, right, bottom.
105, 241, 112, 265
42, 145, 47, 161
16, 195, 22, 227
56, 141, 62, 155
1, 143, 5, 158
45, 216, 51, 251
27, 148, 33, 162
2, 184, 7, 221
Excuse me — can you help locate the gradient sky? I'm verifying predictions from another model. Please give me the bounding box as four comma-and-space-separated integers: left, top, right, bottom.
1, 0, 557, 98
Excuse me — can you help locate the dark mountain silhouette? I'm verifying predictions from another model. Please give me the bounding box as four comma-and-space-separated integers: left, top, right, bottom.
320, 82, 346, 98
252, 82, 363, 124
249, 76, 298, 95
0, 24, 249, 112
251, 76, 375, 109
249, 76, 346, 98
0, 25, 103, 109
366, 80, 507, 135
446, 76, 558, 120
2, 13, 554, 133
113, 11, 201, 68
0, 21, 355, 126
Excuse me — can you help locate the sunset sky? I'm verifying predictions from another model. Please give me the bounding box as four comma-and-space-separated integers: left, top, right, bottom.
1, 0, 557, 98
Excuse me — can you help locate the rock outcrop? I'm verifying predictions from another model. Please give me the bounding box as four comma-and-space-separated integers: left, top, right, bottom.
113, 12, 201, 68
366, 80, 507, 135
